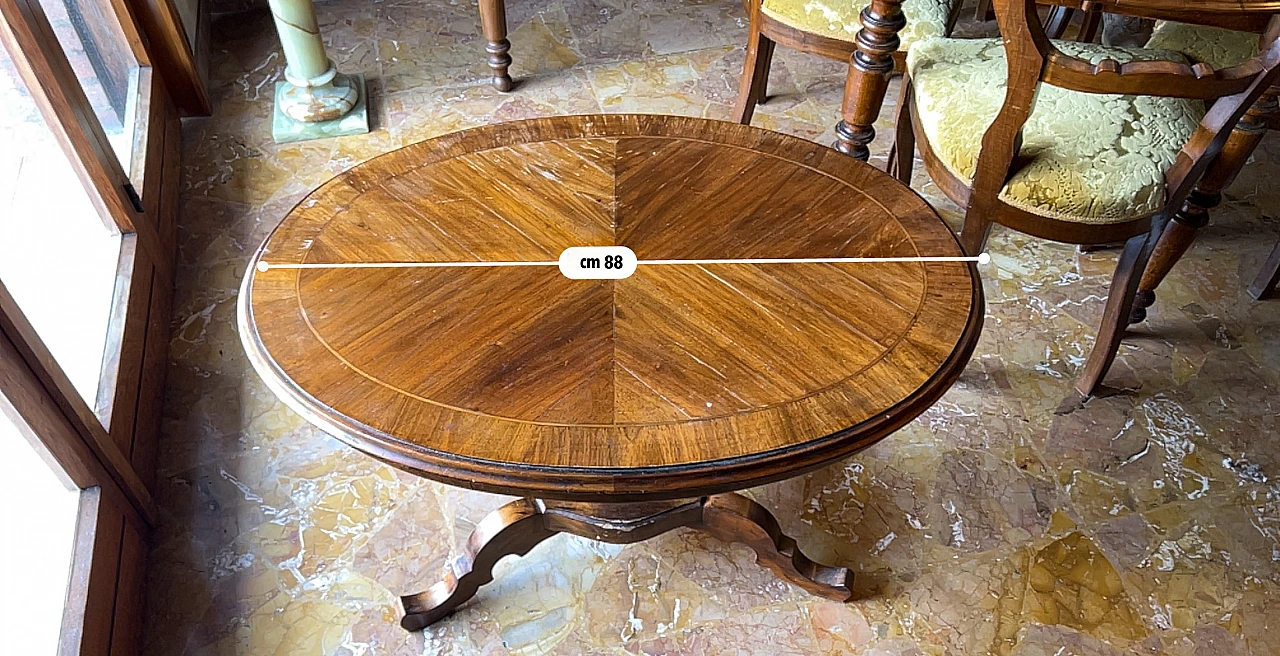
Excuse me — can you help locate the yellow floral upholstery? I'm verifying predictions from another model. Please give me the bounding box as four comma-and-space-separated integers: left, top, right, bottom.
761, 0, 958, 48
907, 38, 1205, 224
1145, 21, 1258, 70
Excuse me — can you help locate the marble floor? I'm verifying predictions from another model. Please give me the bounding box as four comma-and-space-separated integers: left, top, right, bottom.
145, 0, 1280, 654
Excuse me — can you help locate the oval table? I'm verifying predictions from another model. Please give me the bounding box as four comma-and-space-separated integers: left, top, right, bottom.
237, 114, 984, 631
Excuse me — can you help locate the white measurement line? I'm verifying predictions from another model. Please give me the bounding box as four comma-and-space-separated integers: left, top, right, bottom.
257, 253, 988, 272
638, 255, 990, 265
257, 260, 557, 271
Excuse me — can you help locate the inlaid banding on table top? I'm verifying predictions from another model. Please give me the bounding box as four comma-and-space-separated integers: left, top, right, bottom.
241, 115, 982, 486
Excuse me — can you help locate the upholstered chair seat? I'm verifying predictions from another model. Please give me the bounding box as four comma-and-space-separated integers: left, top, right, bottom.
1145, 21, 1259, 70
907, 38, 1205, 224
761, 0, 958, 49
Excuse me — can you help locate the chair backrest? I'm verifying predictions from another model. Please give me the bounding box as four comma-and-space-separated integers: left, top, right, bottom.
969, 0, 1280, 223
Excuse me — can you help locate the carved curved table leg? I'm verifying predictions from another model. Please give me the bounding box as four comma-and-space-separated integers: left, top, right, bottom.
400, 498, 557, 631
400, 494, 851, 632
835, 0, 905, 161
478, 0, 514, 91
697, 493, 852, 600
1132, 85, 1278, 323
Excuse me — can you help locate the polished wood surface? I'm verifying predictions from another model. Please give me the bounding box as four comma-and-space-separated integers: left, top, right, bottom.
1048, 0, 1277, 25
240, 114, 982, 501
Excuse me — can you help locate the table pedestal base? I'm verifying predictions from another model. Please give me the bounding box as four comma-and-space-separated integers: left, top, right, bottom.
399, 493, 853, 631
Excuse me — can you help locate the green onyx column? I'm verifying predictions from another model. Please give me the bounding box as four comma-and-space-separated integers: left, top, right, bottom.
269, 0, 369, 143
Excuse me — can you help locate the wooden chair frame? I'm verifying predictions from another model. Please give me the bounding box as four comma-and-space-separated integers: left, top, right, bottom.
889, 0, 1280, 397
732, 0, 963, 124
1043, 4, 1102, 40
1251, 240, 1280, 299
1127, 22, 1280, 314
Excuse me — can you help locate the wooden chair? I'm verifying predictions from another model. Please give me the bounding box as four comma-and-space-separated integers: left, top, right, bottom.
887, 0, 1280, 397
734, 0, 962, 125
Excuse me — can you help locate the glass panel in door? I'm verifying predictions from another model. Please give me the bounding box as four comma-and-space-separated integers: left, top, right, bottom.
34, 0, 145, 176
0, 401, 82, 652
0, 39, 124, 421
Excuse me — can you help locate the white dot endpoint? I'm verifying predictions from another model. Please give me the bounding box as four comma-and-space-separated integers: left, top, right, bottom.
256, 261, 270, 273
977, 253, 991, 265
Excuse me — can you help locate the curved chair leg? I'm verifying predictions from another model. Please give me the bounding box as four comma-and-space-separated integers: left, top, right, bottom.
735, 8, 775, 124
400, 498, 557, 631
697, 493, 852, 600
1075, 231, 1155, 397
887, 76, 915, 182
1248, 239, 1280, 300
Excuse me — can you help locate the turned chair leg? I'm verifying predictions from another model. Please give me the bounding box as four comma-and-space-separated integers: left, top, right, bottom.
735, 15, 776, 125
887, 77, 915, 182
478, 0, 513, 91
1248, 239, 1280, 300
1130, 192, 1214, 323
1075, 230, 1156, 397
835, 0, 906, 160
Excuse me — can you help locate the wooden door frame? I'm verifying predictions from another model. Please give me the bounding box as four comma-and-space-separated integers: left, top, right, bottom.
129, 0, 210, 115
0, 0, 186, 649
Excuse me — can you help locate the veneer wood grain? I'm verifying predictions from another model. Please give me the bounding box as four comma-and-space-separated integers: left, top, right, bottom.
241, 114, 983, 502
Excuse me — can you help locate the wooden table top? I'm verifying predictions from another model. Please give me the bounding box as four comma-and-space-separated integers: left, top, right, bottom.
1042, 0, 1277, 28
1098, 0, 1277, 12
238, 115, 983, 501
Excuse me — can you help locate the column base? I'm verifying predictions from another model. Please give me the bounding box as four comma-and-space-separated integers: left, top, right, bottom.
272, 73, 370, 144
